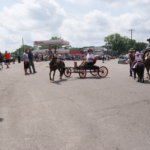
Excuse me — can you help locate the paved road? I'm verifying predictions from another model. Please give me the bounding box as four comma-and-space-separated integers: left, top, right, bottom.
0, 59, 150, 150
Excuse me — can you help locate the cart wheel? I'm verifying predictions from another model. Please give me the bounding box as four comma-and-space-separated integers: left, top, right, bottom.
98, 66, 108, 77
90, 68, 98, 76
64, 68, 72, 77
79, 69, 86, 78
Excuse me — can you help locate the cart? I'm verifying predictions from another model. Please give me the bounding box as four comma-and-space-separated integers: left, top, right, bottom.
64, 62, 108, 78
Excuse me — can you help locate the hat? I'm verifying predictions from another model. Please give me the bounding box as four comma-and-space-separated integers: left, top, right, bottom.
147, 38, 150, 41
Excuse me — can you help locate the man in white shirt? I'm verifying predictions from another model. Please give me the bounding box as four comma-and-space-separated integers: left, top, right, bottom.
85, 49, 95, 68
23, 50, 30, 75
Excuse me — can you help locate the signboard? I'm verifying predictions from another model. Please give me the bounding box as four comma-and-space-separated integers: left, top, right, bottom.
34, 40, 69, 46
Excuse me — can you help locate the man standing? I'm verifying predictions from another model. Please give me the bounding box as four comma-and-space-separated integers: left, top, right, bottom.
48, 47, 53, 60
17, 53, 21, 63
4, 51, 10, 68
28, 49, 37, 74
23, 50, 30, 75
128, 48, 135, 76
0, 51, 3, 70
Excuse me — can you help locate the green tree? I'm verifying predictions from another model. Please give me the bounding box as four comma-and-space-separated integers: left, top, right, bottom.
104, 33, 125, 54
14, 45, 33, 56
104, 33, 139, 55
134, 42, 147, 52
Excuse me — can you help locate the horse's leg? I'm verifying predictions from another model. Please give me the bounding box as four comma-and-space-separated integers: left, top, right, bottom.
145, 67, 149, 79
53, 70, 56, 81
130, 63, 132, 76
49, 69, 52, 80
133, 70, 136, 79
59, 69, 62, 79
60, 67, 65, 80
148, 68, 150, 80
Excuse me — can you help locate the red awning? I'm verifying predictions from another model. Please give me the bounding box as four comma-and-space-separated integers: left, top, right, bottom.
69, 51, 81, 55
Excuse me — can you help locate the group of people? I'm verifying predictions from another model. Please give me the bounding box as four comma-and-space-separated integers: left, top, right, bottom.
128, 38, 150, 77
23, 49, 37, 75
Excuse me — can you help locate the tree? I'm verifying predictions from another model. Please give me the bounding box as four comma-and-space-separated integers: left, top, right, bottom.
104, 33, 126, 54
134, 42, 147, 52
14, 45, 33, 56
104, 33, 145, 55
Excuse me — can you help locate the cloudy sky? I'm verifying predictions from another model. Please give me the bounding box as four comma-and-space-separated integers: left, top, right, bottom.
0, 0, 150, 52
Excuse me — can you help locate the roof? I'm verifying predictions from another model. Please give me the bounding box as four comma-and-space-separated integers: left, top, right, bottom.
34, 39, 69, 46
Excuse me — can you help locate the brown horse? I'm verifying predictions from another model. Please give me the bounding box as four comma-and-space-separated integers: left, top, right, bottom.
145, 58, 150, 80
49, 55, 65, 81
143, 51, 150, 80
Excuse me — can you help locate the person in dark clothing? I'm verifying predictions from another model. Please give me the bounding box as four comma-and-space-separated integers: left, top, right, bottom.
0, 51, 3, 70
48, 48, 53, 60
28, 49, 37, 74
17, 53, 21, 63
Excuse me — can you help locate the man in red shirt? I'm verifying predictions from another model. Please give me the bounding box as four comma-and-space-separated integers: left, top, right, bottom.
4, 51, 10, 68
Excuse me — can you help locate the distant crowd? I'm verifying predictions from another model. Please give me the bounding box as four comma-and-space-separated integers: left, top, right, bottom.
0, 47, 115, 74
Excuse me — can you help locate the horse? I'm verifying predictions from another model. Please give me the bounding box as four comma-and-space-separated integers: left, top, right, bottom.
144, 58, 150, 80
49, 54, 65, 81
143, 50, 150, 80
132, 61, 145, 82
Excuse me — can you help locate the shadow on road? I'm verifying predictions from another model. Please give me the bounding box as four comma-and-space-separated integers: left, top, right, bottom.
50, 79, 68, 85
143, 80, 150, 84
0, 118, 4, 122
76, 76, 110, 80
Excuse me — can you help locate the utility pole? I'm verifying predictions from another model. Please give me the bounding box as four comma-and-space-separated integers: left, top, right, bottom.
22, 37, 25, 52
129, 29, 134, 40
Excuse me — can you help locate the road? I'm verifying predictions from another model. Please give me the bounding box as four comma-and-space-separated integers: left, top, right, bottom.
0, 59, 150, 150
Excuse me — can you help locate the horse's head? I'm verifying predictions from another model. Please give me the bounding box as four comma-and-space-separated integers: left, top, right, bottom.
51, 54, 58, 61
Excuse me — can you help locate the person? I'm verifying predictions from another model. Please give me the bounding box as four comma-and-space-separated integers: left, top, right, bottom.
48, 48, 53, 60
11, 53, 16, 64
22, 50, 30, 75
0, 51, 3, 70
146, 38, 150, 49
28, 49, 37, 74
128, 48, 135, 76
102, 55, 105, 63
17, 53, 21, 63
85, 49, 96, 68
4, 51, 10, 68
133, 51, 142, 69
142, 38, 150, 60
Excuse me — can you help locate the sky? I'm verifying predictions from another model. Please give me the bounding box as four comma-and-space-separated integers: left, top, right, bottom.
0, 0, 150, 52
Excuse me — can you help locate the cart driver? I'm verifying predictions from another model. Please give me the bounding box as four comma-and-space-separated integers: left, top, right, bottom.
80, 49, 96, 67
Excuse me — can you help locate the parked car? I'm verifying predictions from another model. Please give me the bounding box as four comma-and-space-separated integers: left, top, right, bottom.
118, 55, 128, 64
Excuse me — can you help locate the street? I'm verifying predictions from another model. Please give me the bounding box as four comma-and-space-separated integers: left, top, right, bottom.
0, 59, 150, 150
